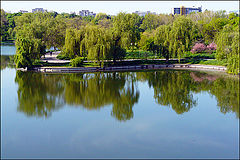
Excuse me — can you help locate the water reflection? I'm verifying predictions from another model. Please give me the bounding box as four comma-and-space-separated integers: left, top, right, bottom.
15, 70, 239, 120
136, 71, 197, 114
0, 43, 16, 55
15, 71, 139, 121
1, 55, 15, 70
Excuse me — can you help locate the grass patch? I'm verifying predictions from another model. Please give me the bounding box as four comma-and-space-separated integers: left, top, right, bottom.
56, 54, 71, 60
199, 59, 228, 66
183, 52, 215, 59
125, 50, 162, 59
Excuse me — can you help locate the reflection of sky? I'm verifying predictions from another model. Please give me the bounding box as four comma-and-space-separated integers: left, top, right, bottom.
2, 68, 239, 159
1, 44, 16, 55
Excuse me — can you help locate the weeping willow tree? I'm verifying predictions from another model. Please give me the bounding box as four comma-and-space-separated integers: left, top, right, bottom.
14, 37, 45, 68
168, 16, 201, 62
154, 25, 171, 61
112, 12, 142, 50
215, 24, 239, 74
14, 12, 66, 68
84, 24, 112, 66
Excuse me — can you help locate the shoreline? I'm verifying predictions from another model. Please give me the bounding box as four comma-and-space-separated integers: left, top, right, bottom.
17, 64, 227, 73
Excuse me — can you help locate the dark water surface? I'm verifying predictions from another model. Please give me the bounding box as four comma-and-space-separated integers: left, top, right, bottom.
1, 65, 239, 159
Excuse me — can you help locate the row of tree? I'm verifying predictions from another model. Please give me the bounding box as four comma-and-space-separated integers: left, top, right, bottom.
1, 9, 239, 74
1, 9, 22, 41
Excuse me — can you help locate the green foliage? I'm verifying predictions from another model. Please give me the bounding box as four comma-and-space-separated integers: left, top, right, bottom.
154, 25, 171, 60
14, 37, 45, 68
1, 9, 22, 41
70, 56, 84, 67
2, 9, 238, 74
169, 16, 201, 61
140, 13, 173, 31
92, 13, 110, 24
215, 24, 239, 74
139, 31, 158, 53
199, 59, 227, 66
112, 12, 142, 49
201, 17, 228, 43
56, 53, 71, 60
183, 51, 216, 59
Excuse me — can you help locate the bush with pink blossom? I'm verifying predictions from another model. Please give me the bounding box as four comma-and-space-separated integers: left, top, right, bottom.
206, 42, 217, 53
190, 43, 207, 53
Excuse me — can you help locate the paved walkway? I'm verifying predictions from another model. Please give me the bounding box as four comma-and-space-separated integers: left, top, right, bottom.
41, 51, 70, 63
41, 52, 214, 64
29, 64, 227, 73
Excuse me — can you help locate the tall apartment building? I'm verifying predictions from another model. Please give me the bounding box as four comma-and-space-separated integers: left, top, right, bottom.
172, 6, 202, 15
32, 8, 47, 13
79, 10, 96, 17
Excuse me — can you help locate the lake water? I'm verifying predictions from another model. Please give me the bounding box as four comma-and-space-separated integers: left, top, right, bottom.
1, 45, 239, 159
0, 44, 54, 55
1, 65, 239, 159
1, 43, 16, 55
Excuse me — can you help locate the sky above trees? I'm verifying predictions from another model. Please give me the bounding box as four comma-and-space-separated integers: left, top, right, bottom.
2, 1, 239, 15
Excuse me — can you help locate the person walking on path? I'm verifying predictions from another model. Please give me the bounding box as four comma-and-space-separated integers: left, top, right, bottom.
50, 51, 52, 56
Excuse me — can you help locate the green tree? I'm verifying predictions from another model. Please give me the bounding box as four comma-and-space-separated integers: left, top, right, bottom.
169, 16, 200, 61
112, 12, 142, 50
140, 13, 173, 31
215, 24, 239, 74
154, 25, 172, 61
14, 37, 45, 68
1, 9, 8, 41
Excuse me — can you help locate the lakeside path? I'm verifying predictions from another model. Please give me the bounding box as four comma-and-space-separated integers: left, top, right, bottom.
41, 51, 70, 63
41, 51, 213, 63
23, 64, 227, 73
33, 51, 227, 73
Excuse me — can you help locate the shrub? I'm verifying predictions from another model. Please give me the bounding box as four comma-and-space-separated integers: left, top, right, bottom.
191, 43, 207, 53
70, 57, 84, 67
206, 42, 217, 53
56, 54, 71, 60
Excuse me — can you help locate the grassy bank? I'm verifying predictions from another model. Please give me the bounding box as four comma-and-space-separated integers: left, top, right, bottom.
33, 59, 227, 68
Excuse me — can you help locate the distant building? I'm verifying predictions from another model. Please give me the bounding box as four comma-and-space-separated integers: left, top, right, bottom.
70, 12, 76, 15
79, 10, 96, 17
19, 10, 28, 13
172, 6, 202, 15
32, 8, 47, 13
133, 11, 156, 17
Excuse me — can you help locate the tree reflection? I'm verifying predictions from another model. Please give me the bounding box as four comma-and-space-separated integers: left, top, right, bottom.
63, 72, 139, 121
190, 71, 239, 118
211, 78, 239, 118
15, 70, 239, 120
15, 71, 139, 121
1, 55, 15, 70
15, 71, 65, 118
136, 71, 197, 114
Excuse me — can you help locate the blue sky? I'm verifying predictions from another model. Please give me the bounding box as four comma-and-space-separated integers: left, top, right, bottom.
1, 1, 239, 15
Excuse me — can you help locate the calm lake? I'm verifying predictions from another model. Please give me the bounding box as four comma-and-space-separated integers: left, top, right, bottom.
1, 43, 16, 55
1, 46, 239, 159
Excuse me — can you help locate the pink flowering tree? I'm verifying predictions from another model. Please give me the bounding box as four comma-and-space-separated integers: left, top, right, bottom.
206, 42, 217, 53
191, 43, 207, 53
